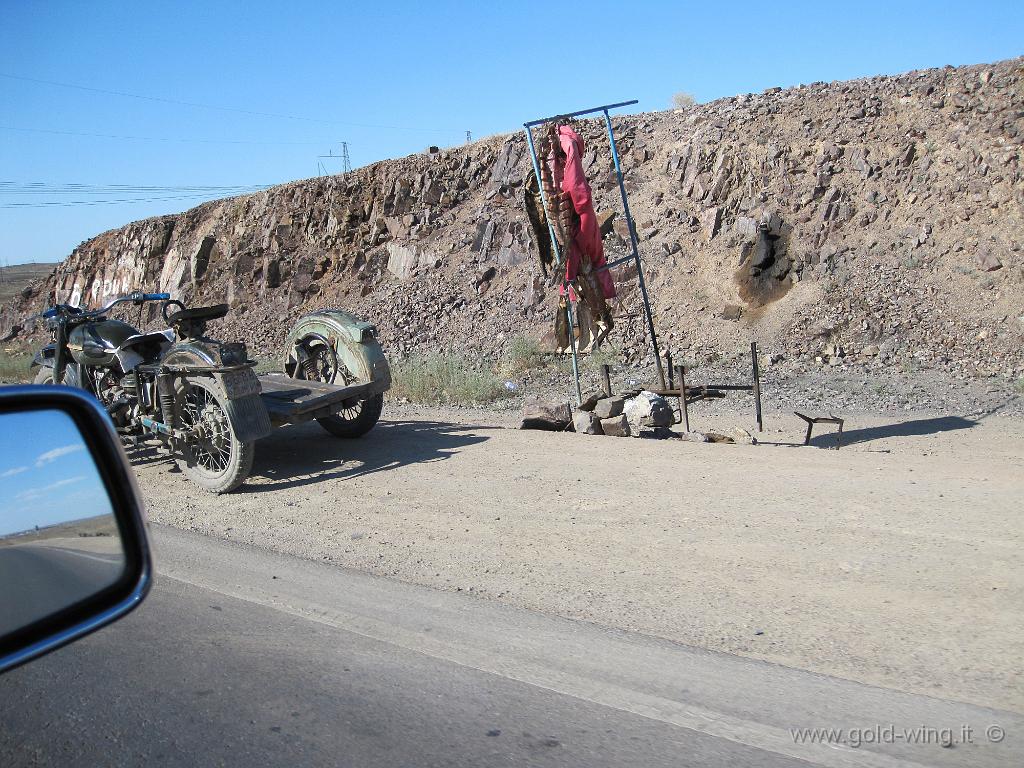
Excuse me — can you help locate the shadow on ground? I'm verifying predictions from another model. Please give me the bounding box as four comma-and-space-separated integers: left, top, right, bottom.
809, 415, 977, 448
237, 419, 494, 492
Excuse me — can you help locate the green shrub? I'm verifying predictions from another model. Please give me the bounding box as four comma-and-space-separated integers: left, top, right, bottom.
392, 354, 511, 406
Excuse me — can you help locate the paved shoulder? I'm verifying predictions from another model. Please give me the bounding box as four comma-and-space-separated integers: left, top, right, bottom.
1, 526, 1019, 767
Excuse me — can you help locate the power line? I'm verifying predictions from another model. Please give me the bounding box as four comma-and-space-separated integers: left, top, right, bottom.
0, 72, 461, 134
0, 125, 339, 146
0, 191, 270, 209
0, 181, 273, 195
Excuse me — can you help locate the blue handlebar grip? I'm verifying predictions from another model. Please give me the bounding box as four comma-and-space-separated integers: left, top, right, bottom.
144, 293, 171, 300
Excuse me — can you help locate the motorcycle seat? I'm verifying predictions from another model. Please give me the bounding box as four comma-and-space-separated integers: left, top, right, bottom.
166, 304, 229, 324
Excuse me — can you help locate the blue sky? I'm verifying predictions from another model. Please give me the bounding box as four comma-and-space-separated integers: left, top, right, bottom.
0, 410, 114, 536
1, 0, 1021, 266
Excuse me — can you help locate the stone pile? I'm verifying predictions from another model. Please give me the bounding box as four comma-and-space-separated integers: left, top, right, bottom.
525, 391, 678, 439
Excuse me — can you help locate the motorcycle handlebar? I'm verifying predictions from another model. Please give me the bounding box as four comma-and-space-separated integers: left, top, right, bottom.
41, 292, 174, 321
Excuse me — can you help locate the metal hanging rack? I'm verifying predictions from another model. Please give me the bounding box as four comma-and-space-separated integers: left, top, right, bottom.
523, 100, 665, 406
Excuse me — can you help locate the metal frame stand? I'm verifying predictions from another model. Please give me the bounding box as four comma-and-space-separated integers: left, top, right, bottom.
523, 99, 665, 406
651, 341, 764, 433
795, 412, 843, 449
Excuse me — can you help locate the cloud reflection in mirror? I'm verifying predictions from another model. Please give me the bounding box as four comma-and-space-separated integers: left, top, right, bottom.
0, 409, 126, 637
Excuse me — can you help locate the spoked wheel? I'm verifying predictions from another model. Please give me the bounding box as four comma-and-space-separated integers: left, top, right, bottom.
289, 334, 383, 438
174, 376, 253, 493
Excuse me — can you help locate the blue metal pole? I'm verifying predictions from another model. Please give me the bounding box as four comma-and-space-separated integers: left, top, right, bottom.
603, 109, 666, 389
524, 99, 638, 128
523, 124, 582, 406
563, 293, 583, 406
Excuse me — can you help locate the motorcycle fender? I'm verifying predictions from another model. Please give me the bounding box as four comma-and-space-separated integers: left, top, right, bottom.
212, 367, 262, 400
32, 344, 56, 368
224, 393, 272, 442
285, 310, 392, 395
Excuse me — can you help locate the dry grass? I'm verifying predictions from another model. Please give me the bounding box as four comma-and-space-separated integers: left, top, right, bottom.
391, 354, 511, 406
499, 335, 546, 377
0, 351, 34, 384
498, 334, 621, 379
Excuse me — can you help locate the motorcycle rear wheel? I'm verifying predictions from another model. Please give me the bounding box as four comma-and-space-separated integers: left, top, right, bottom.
173, 376, 254, 494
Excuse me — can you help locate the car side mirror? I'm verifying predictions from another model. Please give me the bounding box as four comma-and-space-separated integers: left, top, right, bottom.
0, 385, 151, 673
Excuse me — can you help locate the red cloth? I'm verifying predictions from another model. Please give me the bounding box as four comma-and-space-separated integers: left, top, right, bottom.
556, 126, 616, 299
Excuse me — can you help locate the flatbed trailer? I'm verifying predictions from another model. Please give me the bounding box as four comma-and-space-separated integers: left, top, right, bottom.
257, 373, 373, 428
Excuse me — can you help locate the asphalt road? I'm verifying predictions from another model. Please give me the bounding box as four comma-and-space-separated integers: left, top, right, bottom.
0, 543, 123, 635
0, 526, 1019, 767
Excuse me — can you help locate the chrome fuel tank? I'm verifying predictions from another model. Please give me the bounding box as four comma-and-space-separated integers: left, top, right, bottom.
68, 319, 140, 368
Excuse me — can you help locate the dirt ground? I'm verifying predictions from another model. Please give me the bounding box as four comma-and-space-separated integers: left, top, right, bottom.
136, 401, 1024, 713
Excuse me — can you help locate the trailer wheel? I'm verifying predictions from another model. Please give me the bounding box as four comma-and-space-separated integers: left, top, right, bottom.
315, 393, 383, 438
289, 334, 383, 438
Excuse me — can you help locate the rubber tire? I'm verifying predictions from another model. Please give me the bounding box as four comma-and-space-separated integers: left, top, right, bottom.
32, 365, 80, 387
316, 393, 383, 438
174, 376, 254, 494
32, 366, 54, 385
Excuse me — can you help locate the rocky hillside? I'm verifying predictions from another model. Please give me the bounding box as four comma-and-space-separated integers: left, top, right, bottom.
3, 58, 1022, 386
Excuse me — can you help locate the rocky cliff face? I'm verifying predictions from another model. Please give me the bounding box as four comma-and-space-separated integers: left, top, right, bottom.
4, 57, 1022, 383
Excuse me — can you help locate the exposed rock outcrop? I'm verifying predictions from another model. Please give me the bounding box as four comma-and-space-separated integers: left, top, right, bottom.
3, 58, 1022, 383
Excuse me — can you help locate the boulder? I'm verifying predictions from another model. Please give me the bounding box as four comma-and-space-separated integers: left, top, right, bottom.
596, 210, 617, 238
600, 415, 631, 437
734, 216, 758, 236
572, 410, 603, 435
578, 391, 602, 412
701, 206, 722, 241
593, 396, 625, 419
520, 399, 571, 431
386, 243, 418, 280
624, 391, 674, 433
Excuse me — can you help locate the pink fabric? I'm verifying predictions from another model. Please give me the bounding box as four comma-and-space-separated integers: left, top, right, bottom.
558, 126, 616, 299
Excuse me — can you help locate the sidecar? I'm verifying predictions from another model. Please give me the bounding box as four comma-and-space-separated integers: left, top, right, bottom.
256, 310, 391, 438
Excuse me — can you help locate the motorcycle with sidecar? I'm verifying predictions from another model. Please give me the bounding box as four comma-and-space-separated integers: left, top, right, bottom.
30, 292, 390, 493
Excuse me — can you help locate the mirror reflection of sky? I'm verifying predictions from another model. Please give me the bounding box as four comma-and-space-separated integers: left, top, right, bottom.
0, 410, 113, 536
